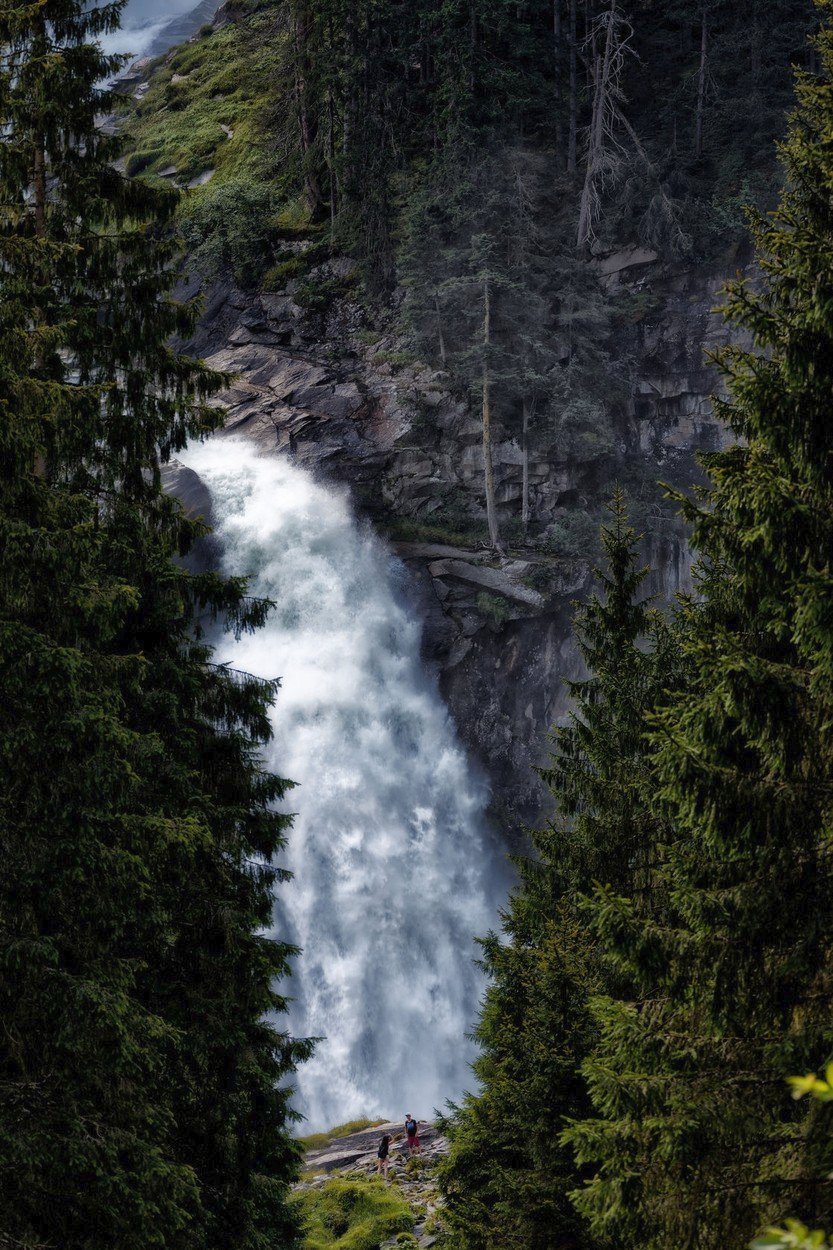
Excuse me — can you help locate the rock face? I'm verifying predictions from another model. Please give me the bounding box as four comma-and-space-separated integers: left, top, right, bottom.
179, 247, 742, 829
303, 1121, 447, 1177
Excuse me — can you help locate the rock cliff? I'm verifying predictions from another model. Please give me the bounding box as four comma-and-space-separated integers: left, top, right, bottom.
177, 244, 741, 830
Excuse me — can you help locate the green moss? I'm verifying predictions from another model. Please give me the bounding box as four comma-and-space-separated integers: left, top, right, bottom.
275, 197, 318, 234
476, 592, 513, 628
292, 1177, 412, 1250
262, 255, 309, 287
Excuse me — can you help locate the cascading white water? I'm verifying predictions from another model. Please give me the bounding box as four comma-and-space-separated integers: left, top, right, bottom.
180, 436, 507, 1131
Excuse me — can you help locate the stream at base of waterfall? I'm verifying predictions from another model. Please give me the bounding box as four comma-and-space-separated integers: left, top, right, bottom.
179, 436, 509, 1131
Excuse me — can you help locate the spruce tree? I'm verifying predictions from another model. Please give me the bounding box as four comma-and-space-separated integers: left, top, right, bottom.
565, 12, 833, 1246
0, 1, 308, 1246
438, 495, 680, 1249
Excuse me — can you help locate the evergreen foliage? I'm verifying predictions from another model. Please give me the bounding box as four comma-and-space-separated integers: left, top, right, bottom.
437, 494, 681, 1249
0, 0, 308, 1246
564, 11, 833, 1246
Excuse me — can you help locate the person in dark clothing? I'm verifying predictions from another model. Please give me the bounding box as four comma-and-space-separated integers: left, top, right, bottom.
376, 1133, 391, 1179
404, 1114, 421, 1154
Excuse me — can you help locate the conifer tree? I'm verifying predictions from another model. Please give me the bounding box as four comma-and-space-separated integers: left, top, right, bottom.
438, 495, 680, 1249
565, 12, 833, 1246
0, 1, 308, 1246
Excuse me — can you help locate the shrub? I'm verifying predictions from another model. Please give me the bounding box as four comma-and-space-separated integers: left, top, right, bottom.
179, 180, 280, 287
555, 397, 616, 462
545, 510, 601, 561
293, 274, 353, 314
476, 592, 513, 629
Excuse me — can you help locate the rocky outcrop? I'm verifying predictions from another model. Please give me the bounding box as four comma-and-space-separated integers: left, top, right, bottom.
302, 1121, 446, 1176
177, 245, 740, 829
297, 1121, 449, 1248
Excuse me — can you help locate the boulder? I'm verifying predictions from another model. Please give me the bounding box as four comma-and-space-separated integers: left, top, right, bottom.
427, 559, 544, 609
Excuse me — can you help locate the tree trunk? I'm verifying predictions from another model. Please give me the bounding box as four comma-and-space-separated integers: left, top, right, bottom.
482, 277, 500, 550
32, 134, 47, 480
576, 0, 618, 251
554, 0, 564, 166
292, 2, 322, 216
695, 6, 707, 158
434, 296, 447, 367
32, 12, 48, 480
327, 82, 337, 230
521, 397, 531, 533
567, 0, 578, 175
33, 143, 46, 237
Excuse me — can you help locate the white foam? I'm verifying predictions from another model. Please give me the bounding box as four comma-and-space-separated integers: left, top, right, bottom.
180, 437, 507, 1131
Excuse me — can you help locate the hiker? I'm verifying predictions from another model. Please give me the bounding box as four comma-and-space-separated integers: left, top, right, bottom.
376, 1132, 391, 1179
404, 1114, 421, 1154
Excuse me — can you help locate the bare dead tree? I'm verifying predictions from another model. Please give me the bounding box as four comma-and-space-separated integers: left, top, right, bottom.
481, 273, 501, 551
575, 0, 635, 252
509, 160, 539, 533
695, 2, 708, 158
554, 0, 564, 165
568, 0, 578, 175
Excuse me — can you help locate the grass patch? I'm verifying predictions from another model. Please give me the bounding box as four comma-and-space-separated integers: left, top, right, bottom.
292, 1177, 412, 1250
120, 0, 283, 186
371, 348, 418, 369
299, 1119, 386, 1152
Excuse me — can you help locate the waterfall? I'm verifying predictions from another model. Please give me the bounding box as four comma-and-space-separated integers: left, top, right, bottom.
179, 435, 508, 1132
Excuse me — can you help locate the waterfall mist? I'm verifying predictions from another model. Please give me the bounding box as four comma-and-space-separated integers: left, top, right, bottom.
179, 436, 508, 1132
98, 0, 208, 63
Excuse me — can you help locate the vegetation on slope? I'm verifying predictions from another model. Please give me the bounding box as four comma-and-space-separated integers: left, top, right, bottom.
292, 1179, 413, 1250
120, 0, 819, 554
121, 0, 279, 185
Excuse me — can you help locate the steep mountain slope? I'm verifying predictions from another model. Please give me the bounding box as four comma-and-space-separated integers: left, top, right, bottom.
119, 0, 805, 825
